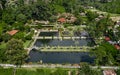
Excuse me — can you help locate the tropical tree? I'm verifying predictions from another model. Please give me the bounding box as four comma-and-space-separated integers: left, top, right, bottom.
115, 26, 120, 40
97, 16, 113, 33
107, 29, 115, 40
0, 22, 8, 32
79, 63, 102, 75
0, 45, 7, 63
0, 9, 2, 20
53, 5, 65, 14
91, 42, 118, 65
12, 22, 25, 31
0, 0, 6, 9
13, 32, 25, 41
117, 68, 120, 75
74, 16, 83, 25
32, 2, 53, 20
86, 11, 98, 21
116, 54, 120, 63
2, 33, 11, 42
100, 0, 110, 3
16, 14, 27, 23
2, 10, 15, 24
5, 39, 27, 67
0, 24, 3, 36
79, 63, 93, 75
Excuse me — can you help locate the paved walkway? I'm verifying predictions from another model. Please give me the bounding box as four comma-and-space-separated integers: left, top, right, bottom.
33, 36, 88, 40
32, 46, 95, 52
0, 64, 119, 69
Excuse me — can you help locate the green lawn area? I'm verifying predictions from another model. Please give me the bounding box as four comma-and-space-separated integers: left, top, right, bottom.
110, 13, 120, 17
0, 42, 6, 49
0, 40, 32, 49
0, 68, 13, 75
24, 40, 33, 48
0, 68, 76, 75
89, 8, 120, 17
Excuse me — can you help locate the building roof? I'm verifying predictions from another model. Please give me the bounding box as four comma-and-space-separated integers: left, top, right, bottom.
116, 21, 120, 25
103, 69, 116, 75
105, 36, 111, 41
7, 30, 19, 36
114, 44, 120, 50
57, 18, 66, 23
35, 20, 49, 24
81, 31, 89, 36
108, 41, 116, 45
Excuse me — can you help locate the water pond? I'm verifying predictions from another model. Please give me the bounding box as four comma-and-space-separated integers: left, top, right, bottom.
28, 50, 94, 64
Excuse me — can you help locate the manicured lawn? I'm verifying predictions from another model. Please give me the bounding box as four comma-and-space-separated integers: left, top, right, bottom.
89, 8, 120, 17
16, 68, 52, 75
0, 68, 13, 75
0, 68, 76, 75
0, 42, 6, 49
24, 40, 33, 48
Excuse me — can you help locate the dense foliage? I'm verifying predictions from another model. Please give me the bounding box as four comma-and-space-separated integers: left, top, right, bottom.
79, 0, 120, 14
0, 68, 73, 75
0, 0, 81, 24
0, 67, 103, 75
91, 42, 119, 65
6, 39, 28, 66
79, 63, 103, 75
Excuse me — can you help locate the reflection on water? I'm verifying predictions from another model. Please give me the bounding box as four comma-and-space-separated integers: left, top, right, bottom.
29, 31, 95, 64
39, 32, 59, 36
34, 39, 93, 47
28, 50, 94, 64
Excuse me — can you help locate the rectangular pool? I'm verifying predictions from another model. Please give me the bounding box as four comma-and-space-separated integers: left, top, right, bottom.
34, 39, 93, 47
39, 32, 59, 36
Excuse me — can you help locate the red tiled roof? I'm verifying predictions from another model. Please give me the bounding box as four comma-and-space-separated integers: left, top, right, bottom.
57, 18, 66, 23
8, 30, 19, 36
105, 37, 110, 41
114, 44, 120, 50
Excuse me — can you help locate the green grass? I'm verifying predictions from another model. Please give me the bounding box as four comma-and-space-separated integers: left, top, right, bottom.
110, 13, 120, 17
0, 68, 76, 75
89, 8, 120, 17
0, 68, 13, 75
24, 40, 32, 48
0, 42, 6, 49
0, 40, 32, 49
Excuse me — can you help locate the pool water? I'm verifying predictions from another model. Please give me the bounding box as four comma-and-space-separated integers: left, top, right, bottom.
28, 50, 94, 64
34, 39, 94, 47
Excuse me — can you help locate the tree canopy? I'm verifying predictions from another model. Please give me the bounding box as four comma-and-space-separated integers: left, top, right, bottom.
91, 42, 119, 65
6, 39, 27, 66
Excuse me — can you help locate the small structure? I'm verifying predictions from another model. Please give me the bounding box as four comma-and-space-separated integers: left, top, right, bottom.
57, 18, 66, 23
81, 31, 89, 37
35, 20, 49, 24
103, 69, 116, 75
105, 36, 120, 50
80, 12, 86, 16
114, 44, 120, 50
57, 13, 76, 23
116, 21, 120, 25
105, 36, 110, 41
7, 30, 19, 36
114, 21, 120, 33
66, 16, 76, 23
108, 41, 116, 45
98, 14, 104, 19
